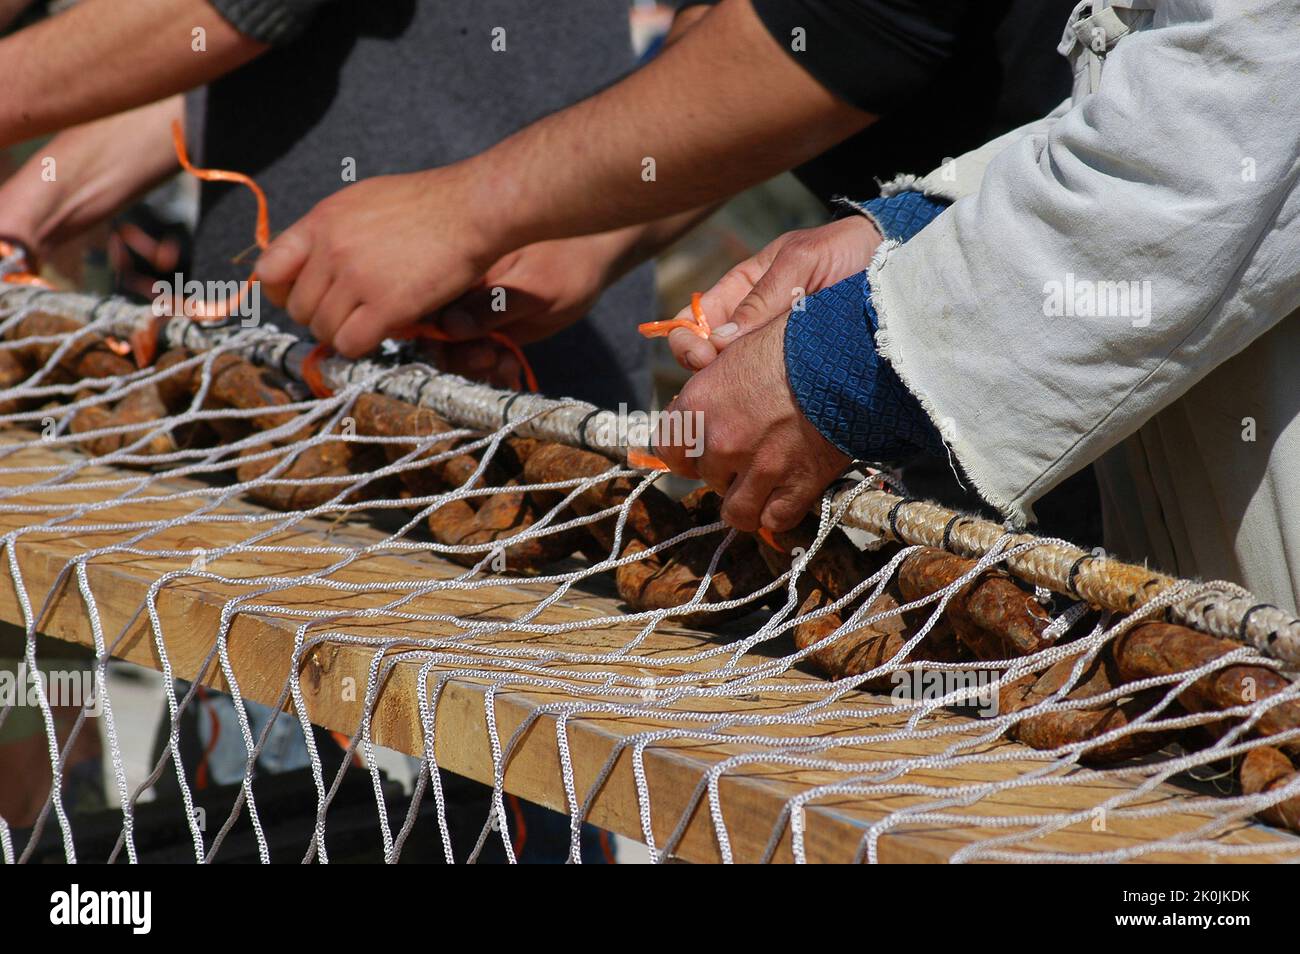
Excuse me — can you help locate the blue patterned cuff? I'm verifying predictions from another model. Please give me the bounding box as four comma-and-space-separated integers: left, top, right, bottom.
784, 271, 943, 462
839, 190, 948, 244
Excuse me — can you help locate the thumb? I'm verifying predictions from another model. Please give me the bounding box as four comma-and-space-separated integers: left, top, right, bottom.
722, 252, 810, 348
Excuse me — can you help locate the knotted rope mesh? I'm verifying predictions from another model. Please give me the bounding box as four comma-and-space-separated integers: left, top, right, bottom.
2, 282, 1300, 864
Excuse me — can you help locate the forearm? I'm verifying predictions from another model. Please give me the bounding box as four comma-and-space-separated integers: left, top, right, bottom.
460, 0, 873, 256
575, 2, 720, 281
0, 96, 183, 256
0, 0, 265, 148
601, 204, 719, 285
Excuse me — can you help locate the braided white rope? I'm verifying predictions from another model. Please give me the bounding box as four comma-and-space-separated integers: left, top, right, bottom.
7, 283, 1297, 654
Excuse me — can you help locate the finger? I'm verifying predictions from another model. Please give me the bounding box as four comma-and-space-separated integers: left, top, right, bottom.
728, 251, 811, 339
679, 234, 789, 332
719, 466, 779, 533
440, 286, 516, 339
283, 253, 333, 332
255, 223, 313, 304
309, 279, 361, 349
668, 326, 718, 372
691, 432, 737, 496
493, 352, 522, 391
673, 266, 753, 329
758, 480, 821, 534
438, 306, 487, 341
259, 278, 292, 311
332, 303, 388, 359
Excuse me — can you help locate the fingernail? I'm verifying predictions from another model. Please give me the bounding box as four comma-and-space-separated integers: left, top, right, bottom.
441, 309, 478, 339
683, 352, 701, 371
712, 322, 739, 339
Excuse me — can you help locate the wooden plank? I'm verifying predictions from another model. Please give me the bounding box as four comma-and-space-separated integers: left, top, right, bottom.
0, 432, 1296, 862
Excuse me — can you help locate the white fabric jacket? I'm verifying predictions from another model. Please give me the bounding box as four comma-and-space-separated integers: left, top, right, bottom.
867, 0, 1300, 612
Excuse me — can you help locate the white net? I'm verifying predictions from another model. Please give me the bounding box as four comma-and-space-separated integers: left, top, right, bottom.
2, 282, 1299, 864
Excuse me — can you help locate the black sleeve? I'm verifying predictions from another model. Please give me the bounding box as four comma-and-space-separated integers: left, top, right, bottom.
206, 0, 336, 46
749, 0, 975, 115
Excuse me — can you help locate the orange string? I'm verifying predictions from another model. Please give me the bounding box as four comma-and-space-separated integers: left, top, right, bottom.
638, 291, 711, 340
690, 291, 711, 335
400, 324, 539, 393
170, 119, 267, 327
172, 120, 269, 251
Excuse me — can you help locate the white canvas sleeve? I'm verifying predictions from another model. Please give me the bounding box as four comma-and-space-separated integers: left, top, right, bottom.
868, 0, 1300, 523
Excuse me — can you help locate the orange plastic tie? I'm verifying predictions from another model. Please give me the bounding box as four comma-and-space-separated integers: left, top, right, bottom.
757, 527, 783, 553
2, 272, 53, 289
302, 342, 335, 399
689, 291, 711, 335
638, 291, 711, 340
627, 447, 670, 471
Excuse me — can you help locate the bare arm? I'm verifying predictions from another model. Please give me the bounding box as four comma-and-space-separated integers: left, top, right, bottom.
584, 3, 728, 281
0, 96, 183, 257
0, 0, 265, 148
462, 0, 872, 251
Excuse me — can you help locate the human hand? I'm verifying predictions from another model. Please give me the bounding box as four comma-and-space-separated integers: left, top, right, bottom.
433, 230, 633, 386
655, 314, 850, 533
255, 166, 503, 358
667, 215, 882, 372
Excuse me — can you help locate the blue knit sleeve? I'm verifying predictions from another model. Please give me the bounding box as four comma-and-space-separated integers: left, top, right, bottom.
841, 189, 948, 244
784, 191, 949, 462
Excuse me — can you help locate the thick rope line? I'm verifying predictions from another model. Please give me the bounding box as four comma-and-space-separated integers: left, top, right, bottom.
6, 282, 1295, 656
